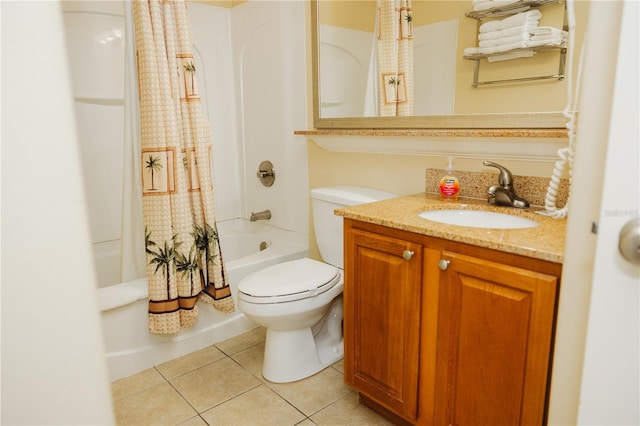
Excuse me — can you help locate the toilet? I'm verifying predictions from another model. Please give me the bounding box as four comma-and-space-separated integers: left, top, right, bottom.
237, 186, 397, 383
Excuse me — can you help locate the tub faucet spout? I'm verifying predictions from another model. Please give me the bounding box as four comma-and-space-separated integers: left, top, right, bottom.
250, 210, 271, 222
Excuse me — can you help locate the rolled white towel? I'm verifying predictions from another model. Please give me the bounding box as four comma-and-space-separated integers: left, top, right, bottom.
478, 24, 539, 40
479, 33, 531, 48
479, 9, 542, 32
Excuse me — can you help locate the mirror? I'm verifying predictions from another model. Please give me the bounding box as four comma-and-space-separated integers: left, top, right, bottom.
312, 0, 585, 129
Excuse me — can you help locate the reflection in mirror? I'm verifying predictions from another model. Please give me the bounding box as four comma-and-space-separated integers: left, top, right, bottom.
312, 0, 588, 129
319, 2, 457, 118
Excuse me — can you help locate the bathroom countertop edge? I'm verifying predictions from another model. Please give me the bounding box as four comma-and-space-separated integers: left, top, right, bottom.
335, 193, 566, 263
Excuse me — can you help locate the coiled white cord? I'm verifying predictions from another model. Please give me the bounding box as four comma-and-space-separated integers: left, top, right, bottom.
541, 0, 583, 219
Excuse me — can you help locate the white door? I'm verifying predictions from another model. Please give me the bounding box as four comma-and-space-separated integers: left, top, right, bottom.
577, 1, 639, 423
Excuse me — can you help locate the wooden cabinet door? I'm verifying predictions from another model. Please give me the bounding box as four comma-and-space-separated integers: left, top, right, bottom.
344, 227, 423, 421
434, 251, 558, 426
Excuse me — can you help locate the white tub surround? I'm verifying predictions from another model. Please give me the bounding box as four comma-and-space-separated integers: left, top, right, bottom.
100, 219, 308, 381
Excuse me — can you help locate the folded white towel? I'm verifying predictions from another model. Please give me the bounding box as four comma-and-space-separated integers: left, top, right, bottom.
487, 50, 536, 62
528, 38, 565, 48
530, 34, 566, 44
464, 41, 528, 55
464, 38, 563, 56
473, 1, 494, 11
478, 24, 539, 40
479, 9, 543, 32
479, 33, 531, 47
528, 26, 566, 36
473, 0, 523, 12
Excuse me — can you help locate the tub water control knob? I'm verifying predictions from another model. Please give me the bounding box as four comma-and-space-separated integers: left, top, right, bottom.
256, 160, 275, 187
438, 259, 450, 271
402, 250, 414, 260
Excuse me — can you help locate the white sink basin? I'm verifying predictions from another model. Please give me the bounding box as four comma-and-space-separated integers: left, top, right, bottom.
418, 209, 538, 229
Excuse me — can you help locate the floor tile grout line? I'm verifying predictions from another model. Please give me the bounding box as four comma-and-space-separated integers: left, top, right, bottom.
113, 328, 367, 426
165, 352, 268, 420
111, 340, 269, 422
154, 349, 230, 382
110, 370, 172, 404
211, 326, 266, 356
151, 355, 250, 425
213, 339, 264, 358
193, 381, 264, 418
225, 352, 306, 412
259, 381, 311, 422
223, 350, 319, 423
163, 368, 202, 418
211, 351, 349, 419
177, 413, 210, 426
300, 387, 357, 423
226, 355, 356, 423
225, 351, 263, 379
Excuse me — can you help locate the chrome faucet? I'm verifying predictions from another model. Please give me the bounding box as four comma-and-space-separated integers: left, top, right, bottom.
483, 161, 530, 209
250, 210, 271, 222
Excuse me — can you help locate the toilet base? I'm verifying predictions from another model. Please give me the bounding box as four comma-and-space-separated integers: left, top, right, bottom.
262, 296, 343, 383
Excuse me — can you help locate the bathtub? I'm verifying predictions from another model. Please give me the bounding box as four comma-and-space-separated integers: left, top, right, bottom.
99, 219, 308, 381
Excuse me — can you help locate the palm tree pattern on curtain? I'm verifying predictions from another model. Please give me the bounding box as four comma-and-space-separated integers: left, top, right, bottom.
133, 0, 234, 334
377, 0, 414, 116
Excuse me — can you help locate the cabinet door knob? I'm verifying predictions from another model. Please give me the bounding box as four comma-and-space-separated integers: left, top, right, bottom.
402, 250, 414, 260
438, 259, 450, 271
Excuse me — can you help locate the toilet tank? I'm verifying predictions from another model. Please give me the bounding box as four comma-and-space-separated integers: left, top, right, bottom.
310, 186, 397, 268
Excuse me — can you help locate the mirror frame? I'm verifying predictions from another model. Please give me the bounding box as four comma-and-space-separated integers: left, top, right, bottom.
311, 0, 567, 130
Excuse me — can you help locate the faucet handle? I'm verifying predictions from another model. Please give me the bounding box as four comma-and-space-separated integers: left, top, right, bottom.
483, 161, 513, 187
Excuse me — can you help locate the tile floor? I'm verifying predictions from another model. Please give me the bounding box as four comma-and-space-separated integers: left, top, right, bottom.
111, 327, 393, 425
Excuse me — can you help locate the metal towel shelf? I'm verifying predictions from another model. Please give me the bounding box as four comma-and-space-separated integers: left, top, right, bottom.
464, 0, 567, 87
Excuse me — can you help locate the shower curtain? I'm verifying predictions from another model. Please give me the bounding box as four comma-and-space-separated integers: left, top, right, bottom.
377, 0, 414, 116
133, 0, 234, 334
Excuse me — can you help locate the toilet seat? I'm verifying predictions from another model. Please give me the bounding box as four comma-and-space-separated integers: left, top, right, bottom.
238, 258, 341, 304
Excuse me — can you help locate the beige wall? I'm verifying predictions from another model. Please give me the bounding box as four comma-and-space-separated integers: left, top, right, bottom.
305, 140, 560, 260
319, 1, 376, 32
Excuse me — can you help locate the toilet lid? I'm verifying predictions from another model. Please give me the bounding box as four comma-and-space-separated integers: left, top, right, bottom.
238, 258, 341, 303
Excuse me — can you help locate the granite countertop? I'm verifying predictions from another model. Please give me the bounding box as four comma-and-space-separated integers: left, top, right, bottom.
335, 193, 567, 263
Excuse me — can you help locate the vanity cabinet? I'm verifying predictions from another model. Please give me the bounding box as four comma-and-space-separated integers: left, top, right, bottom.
343, 226, 423, 422
343, 219, 561, 425
432, 251, 558, 425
